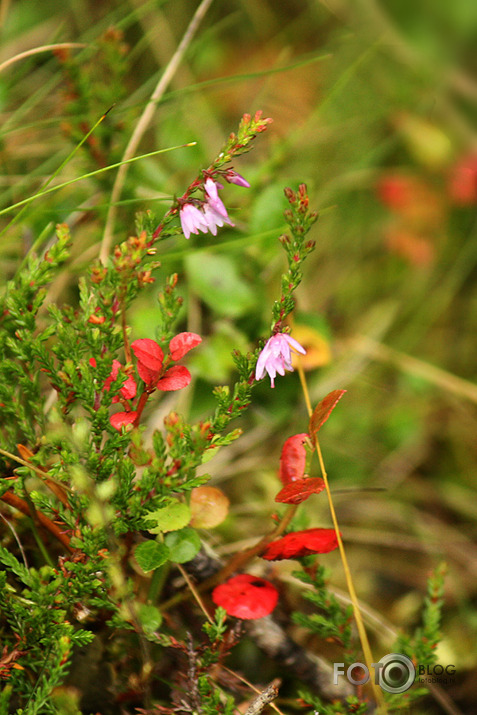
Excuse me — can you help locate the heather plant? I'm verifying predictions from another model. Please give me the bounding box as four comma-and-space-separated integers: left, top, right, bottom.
1, 2, 465, 712
0, 107, 445, 715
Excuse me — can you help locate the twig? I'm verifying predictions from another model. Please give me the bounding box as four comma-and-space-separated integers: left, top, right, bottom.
244, 679, 281, 715
1, 490, 72, 552
100, 0, 215, 262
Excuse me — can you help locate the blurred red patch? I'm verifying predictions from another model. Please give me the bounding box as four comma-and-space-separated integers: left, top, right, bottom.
212, 574, 279, 619
449, 154, 477, 205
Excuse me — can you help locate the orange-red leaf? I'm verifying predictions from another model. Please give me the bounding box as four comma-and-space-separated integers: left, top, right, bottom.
212, 574, 278, 619
131, 339, 164, 371
275, 477, 325, 504
279, 433, 309, 484
169, 332, 202, 361
156, 365, 191, 391
110, 411, 137, 430
309, 390, 346, 437
262, 528, 339, 561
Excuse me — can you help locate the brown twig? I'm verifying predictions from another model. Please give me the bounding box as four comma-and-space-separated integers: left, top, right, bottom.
1, 490, 73, 552
243, 678, 281, 715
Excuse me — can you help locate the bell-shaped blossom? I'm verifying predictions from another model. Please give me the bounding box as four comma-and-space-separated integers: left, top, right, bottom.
204, 178, 228, 218
180, 203, 209, 239
255, 332, 306, 388
202, 201, 234, 236
224, 169, 250, 188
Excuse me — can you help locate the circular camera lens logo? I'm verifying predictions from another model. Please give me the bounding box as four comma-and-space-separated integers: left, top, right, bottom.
377, 653, 416, 693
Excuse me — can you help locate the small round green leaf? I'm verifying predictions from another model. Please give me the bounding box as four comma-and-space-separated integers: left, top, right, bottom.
165, 527, 201, 563
138, 603, 162, 634
144, 501, 191, 533
135, 540, 170, 573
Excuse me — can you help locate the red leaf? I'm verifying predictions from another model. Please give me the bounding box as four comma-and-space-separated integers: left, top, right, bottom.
169, 332, 202, 361
120, 374, 137, 400
103, 359, 121, 391
137, 362, 161, 386
212, 574, 279, 620
131, 339, 164, 371
309, 390, 346, 437
156, 365, 191, 391
275, 477, 325, 504
110, 411, 138, 431
279, 434, 309, 484
262, 528, 339, 561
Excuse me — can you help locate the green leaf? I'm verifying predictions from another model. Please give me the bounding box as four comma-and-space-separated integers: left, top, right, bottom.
185, 252, 256, 318
134, 540, 170, 572
138, 603, 162, 634
144, 500, 191, 533
165, 527, 201, 563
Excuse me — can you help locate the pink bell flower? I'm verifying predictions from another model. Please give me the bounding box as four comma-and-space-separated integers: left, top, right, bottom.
180, 203, 209, 239
255, 332, 306, 388
224, 170, 250, 188
204, 178, 229, 219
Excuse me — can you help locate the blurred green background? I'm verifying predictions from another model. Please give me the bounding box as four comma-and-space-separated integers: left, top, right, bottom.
1, 0, 476, 711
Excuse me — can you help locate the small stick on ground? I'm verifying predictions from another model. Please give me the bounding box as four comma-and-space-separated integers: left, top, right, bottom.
244, 679, 281, 715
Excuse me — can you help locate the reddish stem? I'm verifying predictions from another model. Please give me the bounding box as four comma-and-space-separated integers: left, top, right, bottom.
1, 490, 73, 552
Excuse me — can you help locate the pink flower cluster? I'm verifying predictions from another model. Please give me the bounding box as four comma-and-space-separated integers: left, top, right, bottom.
180, 173, 250, 239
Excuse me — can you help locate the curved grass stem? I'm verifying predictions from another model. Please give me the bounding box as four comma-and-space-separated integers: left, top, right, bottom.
297, 362, 387, 713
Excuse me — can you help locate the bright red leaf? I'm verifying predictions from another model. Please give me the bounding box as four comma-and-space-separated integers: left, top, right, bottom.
309, 390, 346, 437
117, 374, 137, 401
156, 365, 191, 391
110, 411, 138, 431
262, 528, 339, 561
212, 574, 279, 620
137, 362, 161, 386
169, 332, 202, 361
275, 477, 326, 504
279, 434, 309, 484
131, 339, 164, 371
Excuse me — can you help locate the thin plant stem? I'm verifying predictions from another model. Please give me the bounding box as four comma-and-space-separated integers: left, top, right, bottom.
0, 144, 193, 224
0, 107, 114, 239
0, 43, 86, 73
297, 361, 386, 712
176, 563, 214, 624
100, 0, 215, 263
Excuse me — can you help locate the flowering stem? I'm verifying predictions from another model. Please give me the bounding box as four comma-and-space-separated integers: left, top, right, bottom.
297, 363, 386, 712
